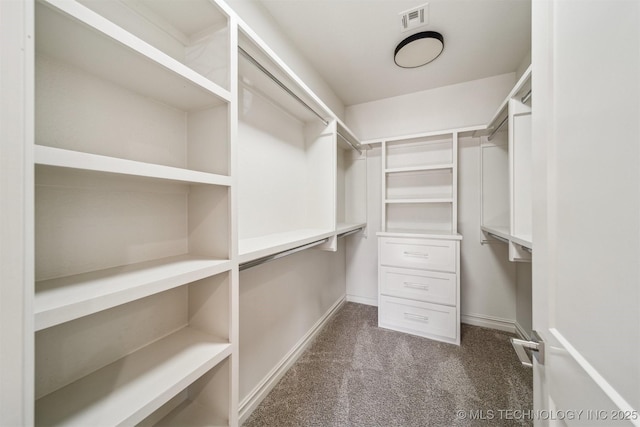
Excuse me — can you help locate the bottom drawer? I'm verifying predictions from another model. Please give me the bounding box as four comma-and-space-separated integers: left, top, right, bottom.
378, 295, 457, 341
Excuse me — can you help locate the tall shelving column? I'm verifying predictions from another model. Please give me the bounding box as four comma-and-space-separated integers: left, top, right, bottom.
32, 0, 238, 425
377, 130, 463, 345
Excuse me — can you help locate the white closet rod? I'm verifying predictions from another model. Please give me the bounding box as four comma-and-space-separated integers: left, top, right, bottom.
238, 46, 329, 126
337, 131, 362, 154
521, 90, 532, 104
239, 238, 329, 271
487, 116, 508, 141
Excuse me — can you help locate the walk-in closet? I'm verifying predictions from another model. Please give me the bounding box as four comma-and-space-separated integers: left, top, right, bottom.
2, 0, 639, 426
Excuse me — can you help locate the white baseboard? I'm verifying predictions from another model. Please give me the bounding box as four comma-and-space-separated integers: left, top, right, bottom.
514, 321, 531, 340
461, 312, 516, 334
238, 296, 345, 424
346, 294, 377, 306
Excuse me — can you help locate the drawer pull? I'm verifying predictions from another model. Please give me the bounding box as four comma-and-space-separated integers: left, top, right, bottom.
404, 312, 429, 323
403, 281, 429, 291
403, 251, 429, 258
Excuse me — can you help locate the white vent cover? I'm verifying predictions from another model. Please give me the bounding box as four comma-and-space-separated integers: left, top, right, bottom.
399, 3, 429, 32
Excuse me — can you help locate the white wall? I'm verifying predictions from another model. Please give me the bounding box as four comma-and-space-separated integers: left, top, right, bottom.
224, 0, 345, 119
346, 73, 516, 141
239, 244, 346, 410
345, 73, 521, 331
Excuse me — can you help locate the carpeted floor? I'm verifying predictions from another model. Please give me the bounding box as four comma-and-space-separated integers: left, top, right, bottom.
243, 302, 533, 427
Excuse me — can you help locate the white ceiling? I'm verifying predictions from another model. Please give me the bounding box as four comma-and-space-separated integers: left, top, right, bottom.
257, 0, 531, 106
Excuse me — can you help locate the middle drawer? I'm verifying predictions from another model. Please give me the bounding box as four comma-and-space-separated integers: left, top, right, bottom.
380, 266, 456, 306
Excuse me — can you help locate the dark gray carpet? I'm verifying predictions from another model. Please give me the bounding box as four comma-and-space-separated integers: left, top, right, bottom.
243, 302, 532, 427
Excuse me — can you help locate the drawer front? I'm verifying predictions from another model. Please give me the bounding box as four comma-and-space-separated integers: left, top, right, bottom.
379, 296, 457, 340
380, 267, 456, 306
379, 237, 456, 272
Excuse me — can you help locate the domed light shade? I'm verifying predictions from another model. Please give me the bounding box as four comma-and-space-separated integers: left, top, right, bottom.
394, 31, 444, 68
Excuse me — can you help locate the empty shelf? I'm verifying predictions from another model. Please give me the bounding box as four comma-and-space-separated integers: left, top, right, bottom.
35, 255, 232, 331
481, 225, 511, 242
385, 198, 454, 204
35, 327, 232, 426
238, 229, 334, 264
37, 0, 230, 111
336, 222, 367, 235
35, 145, 232, 186
385, 164, 454, 174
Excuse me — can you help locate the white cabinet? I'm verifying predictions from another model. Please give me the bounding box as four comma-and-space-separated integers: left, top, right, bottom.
33, 0, 237, 425
480, 65, 532, 262
377, 128, 467, 345
378, 235, 461, 345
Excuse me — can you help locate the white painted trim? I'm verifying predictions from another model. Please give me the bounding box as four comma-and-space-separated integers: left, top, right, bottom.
461, 313, 516, 334
238, 296, 345, 424
514, 321, 530, 341
550, 328, 640, 426
346, 294, 377, 307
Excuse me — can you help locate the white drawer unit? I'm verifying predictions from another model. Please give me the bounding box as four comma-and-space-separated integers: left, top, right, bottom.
377, 234, 461, 345
379, 237, 456, 272
379, 295, 457, 341
379, 266, 456, 306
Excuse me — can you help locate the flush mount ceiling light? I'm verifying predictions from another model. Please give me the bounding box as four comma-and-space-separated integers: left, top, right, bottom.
394, 31, 444, 68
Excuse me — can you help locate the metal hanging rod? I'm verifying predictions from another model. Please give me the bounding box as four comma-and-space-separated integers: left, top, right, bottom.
337, 131, 362, 154
239, 238, 329, 271
337, 227, 363, 238
487, 115, 508, 141
522, 245, 532, 254
238, 46, 329, 126
487, 232, 509, 244
521, 90, 532, 104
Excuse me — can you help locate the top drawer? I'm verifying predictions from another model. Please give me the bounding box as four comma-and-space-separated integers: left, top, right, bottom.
379, 237, 457, 272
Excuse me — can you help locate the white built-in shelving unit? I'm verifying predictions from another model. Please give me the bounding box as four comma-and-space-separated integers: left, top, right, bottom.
15, 0, 366, 423
480, 65, 532, 262
33, 0, 237, 425
375, 128, 482, 346
381, 131, 458, 235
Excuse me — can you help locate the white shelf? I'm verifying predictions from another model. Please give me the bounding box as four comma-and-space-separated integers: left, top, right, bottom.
336, 222, 367, 235
385, 164, 454, 174
35, 255, 232, 331
35, 145, 232, 187
385, 198, 454, 204
481, 225, 511, 242
481, 226, 532, 250
37, 0, 230, 112
377, 230, 463, 240
156, 399, 227, 427
238, 229, 334, 264
35, 327, 232, 426
511, 234, 533, 249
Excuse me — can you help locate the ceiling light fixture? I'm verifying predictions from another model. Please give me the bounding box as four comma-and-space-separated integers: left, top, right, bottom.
394, 31, 444, 68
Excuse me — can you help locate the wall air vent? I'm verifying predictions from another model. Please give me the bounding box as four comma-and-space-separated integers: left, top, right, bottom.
399, 3, 428, 32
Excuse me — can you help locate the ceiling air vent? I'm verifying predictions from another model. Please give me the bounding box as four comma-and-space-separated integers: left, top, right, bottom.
399, 3, 428, 32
